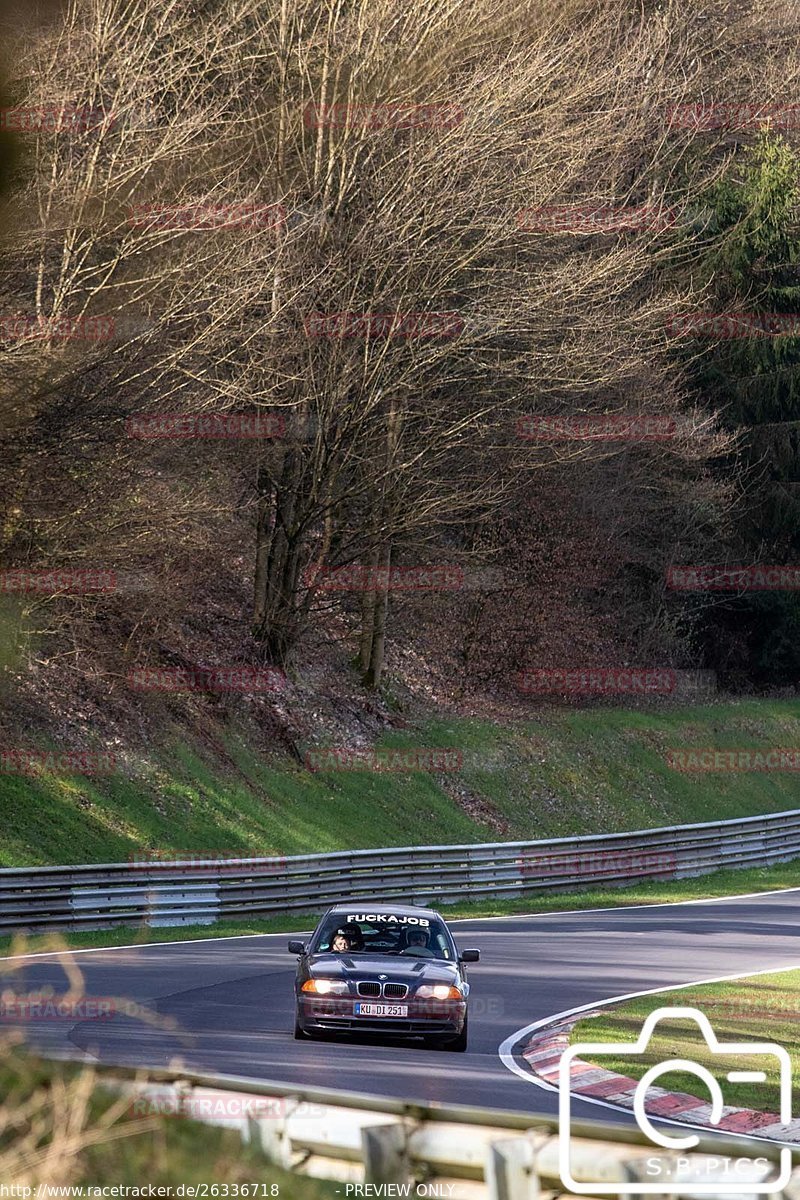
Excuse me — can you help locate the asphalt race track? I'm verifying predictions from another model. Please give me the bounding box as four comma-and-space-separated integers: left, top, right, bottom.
7, 887, 800, 1122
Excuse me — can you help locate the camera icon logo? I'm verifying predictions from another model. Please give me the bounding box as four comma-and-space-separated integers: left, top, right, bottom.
558, 1006, 792, 1194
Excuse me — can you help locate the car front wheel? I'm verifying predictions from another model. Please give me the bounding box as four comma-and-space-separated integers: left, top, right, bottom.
425, 1015, 468, 1052
444, 1015, 468, 1052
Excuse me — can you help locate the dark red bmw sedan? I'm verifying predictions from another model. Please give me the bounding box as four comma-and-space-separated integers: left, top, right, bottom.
289, 903, 480, 1051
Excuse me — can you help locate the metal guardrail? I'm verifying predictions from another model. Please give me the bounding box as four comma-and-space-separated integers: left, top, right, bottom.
85, 1061, 795, 1199
2, 807, 800, 932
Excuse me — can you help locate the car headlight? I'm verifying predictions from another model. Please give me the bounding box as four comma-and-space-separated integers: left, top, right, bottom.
415, 984, 462, 1000
301, 979, 349, 996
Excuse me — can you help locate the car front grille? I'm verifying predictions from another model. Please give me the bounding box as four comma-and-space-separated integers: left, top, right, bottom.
383, 983, 408, 999
355, 981, 409, 998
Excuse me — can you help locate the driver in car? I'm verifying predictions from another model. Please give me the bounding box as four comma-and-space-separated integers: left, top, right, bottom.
400, 927, 435, 958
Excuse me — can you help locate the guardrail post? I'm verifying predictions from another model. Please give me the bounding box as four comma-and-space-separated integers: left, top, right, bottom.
361, 1122, 410, 1186
248, 1114, 293, 1168
485, 1136, 540, 1200
783, 1173, 800, 1200
617, 1159, 669, 1200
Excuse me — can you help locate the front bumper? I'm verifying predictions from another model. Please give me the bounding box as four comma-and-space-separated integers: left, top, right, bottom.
296, 994, 467, 1038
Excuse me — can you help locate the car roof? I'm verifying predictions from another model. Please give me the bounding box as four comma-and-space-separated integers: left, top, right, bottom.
326, 902, 442, 920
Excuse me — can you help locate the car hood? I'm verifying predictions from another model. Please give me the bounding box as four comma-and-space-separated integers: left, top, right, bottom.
307, 954, 459, 986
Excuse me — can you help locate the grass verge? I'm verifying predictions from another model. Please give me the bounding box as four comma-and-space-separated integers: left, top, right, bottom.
0, 1044, 335, 1195
570, 968, 800, 1114
1, 698, 800, 867
2, 857, 798, 958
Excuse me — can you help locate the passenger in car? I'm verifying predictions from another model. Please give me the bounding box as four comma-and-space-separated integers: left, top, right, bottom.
331, 923, 364, 952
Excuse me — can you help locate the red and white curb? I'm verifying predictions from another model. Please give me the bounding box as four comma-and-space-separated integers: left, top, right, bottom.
523, 1015, 800, 1142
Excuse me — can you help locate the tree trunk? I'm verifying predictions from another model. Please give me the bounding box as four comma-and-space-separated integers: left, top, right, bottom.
252, 464, 273, 632
358, 540, 381, 672
253, 442, 304, 662
363, 540, 391, 689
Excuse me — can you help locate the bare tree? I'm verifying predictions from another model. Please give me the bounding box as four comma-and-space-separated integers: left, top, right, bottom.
3, 0, 783, 708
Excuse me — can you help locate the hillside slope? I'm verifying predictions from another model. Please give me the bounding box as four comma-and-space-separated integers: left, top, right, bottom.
0, 698, 798, 866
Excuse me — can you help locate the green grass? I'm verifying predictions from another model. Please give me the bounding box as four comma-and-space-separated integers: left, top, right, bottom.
570, 968, 800, 1114
1, 1047, 336, 1196
1, 698, 799, 867
2, 857, 798, 957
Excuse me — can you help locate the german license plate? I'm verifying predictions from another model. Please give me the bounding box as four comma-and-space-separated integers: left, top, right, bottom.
354, 1002, 408, 1017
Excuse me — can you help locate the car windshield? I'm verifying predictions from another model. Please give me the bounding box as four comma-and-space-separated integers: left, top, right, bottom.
312, 912, 454, 960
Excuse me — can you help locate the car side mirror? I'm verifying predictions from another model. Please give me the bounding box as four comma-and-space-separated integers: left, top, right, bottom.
460, 948, 480, 963
287, 940, 306, 955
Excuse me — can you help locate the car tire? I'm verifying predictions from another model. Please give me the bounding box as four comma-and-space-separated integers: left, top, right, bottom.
444, 1016, 468, 1052
293, 1017, 307, 1040
424, 1016, 468, 1052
